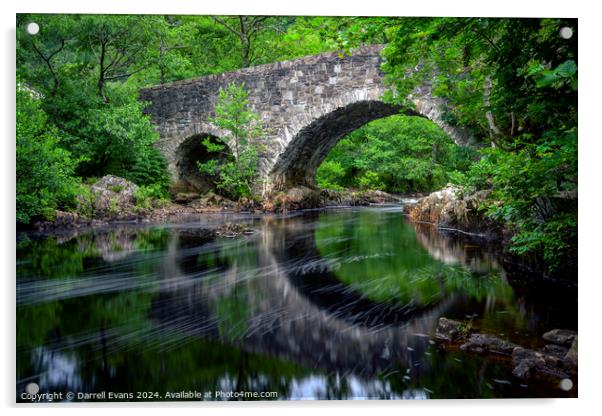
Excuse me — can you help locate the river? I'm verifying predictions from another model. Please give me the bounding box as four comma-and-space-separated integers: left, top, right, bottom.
16, 206, 577, 400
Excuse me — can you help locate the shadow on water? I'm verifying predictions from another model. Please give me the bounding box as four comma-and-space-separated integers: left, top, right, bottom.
16, 207, 577, 400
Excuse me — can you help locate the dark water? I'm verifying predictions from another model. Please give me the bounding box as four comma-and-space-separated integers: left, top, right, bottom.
16, 206, 577, 401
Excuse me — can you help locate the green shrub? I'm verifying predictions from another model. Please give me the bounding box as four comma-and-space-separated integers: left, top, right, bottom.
75, 184, 97, 218
134, 184, 169, 210
127, 146, 171, 192
358, 171, 385, 190
316, 160, 346, 191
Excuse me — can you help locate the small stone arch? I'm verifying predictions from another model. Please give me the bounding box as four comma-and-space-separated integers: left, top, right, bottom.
173, 133, 232, 193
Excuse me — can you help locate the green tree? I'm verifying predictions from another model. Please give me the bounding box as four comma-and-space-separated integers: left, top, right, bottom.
377, 18, 577, 274
16, 82, 80, 224
211, 16, 278, 68
317, 115, 475, 193
17, 15, 170, 190
75, 15, 159, 100
198, 82, 264, 199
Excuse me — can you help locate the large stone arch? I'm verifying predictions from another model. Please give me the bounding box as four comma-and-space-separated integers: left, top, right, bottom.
268, 100, 415, 189
139, 45, 474, 195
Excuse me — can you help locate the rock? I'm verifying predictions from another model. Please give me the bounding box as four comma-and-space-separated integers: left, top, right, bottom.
53, 211, 79, 226
263, 187, 399, 212
403, 185, 501, 238
87, 175, 138, 216
512, 362, 534, 380
359, 190, 399, 204
459, 333, 518, 356
173, 192, 200, 204
435, 317, 464, 342
285, 186, 320, 209
542, 344, 569, 359
403, 185, 461, 223
197, 192, 234, 208
512, 347, 546, 379
564, 336, 578, 368
215, 223, 254, 238
237, 197, 257, 212
542, 329, 577, 346
511, 347, 570, 381
267, 186, 320, 211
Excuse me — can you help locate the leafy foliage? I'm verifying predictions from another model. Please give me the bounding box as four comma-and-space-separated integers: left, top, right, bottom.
16, 83, 80, 224
197, 82, 264, 199
317, 115, 476, 193
374, 18, 577, 273
134, 184, 169, 210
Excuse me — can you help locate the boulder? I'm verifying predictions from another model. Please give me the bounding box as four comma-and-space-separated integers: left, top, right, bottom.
237, 197, 256, 212
511, 347, 570, 381
512, 347, 547, 380
264, 188, 399, 212
459, 333, 518, 355
359, 190, 399, 204
87, 175, 138, 216
268, 186, 321, 211
542, 344, 569, 358
435, 317, 464, 342
403, 185, 501, 238
53, 211, 79, 226
286, 186, 320, 208
404, 185, 462, 224
542, 329, 577, 346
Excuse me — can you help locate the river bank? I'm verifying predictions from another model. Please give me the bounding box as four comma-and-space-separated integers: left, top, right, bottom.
22, 175, 412, 236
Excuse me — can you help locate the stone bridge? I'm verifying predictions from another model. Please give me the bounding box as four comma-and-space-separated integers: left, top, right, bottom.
139, 45, 471, 195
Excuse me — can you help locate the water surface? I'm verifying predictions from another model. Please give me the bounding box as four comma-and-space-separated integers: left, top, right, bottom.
16, 206, 577, 400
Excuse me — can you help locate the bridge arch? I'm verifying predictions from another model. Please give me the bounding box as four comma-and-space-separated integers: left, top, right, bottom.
267, 100, 422, 190
174, 133, 232, 192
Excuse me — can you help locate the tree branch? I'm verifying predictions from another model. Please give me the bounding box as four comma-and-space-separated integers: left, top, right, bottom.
212, 16, 243, 37
30, 38, 65, 95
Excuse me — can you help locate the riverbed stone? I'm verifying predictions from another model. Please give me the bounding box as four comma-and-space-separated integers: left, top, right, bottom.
191, 191, 235, 209
435, 317, 464, 342
215, 222, 254, 238
173, 192, 200, 204
542, 343, 569, 358
542, 329, 577, 346
459, 333, 518, 355
511, 347, 570, 380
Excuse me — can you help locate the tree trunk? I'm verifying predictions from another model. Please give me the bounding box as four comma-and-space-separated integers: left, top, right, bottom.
98, 41, 107, 101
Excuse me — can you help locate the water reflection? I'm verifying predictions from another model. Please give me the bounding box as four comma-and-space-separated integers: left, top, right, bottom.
16, 207, 577, 400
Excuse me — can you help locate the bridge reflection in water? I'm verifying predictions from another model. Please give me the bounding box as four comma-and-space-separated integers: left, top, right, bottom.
16, 207, 577, 399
